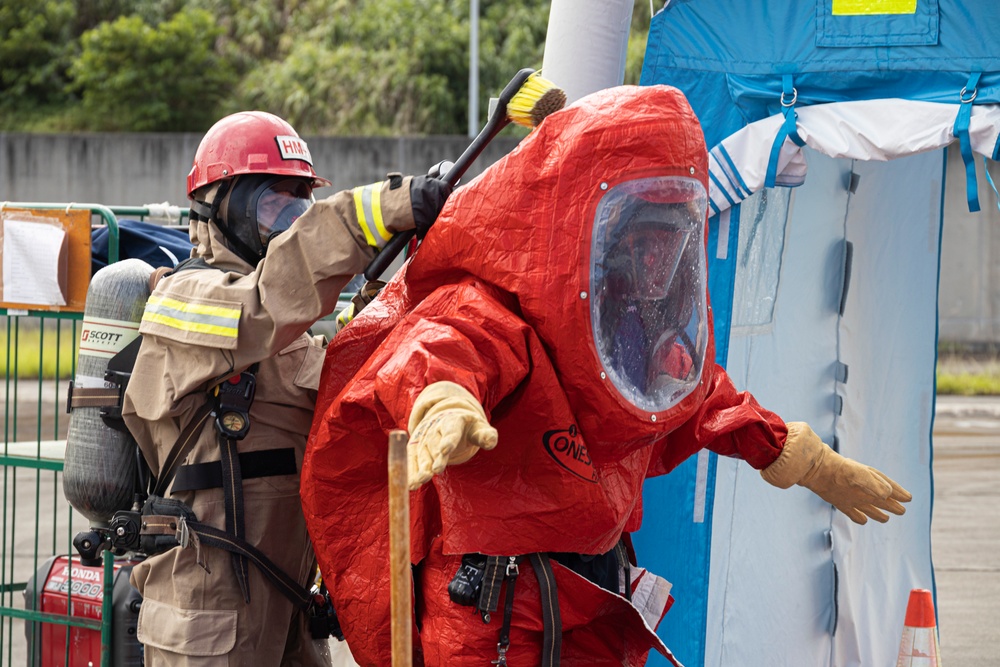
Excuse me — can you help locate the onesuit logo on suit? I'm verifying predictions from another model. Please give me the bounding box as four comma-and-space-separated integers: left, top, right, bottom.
542, 425, 598, 482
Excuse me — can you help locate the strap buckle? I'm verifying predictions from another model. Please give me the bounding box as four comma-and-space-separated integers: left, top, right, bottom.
174, 516, 190, 548
175, 518, 209, 572
491, 644, 509, 667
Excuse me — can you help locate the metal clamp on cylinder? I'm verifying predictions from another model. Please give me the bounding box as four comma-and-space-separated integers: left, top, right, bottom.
99, 370, 130, 431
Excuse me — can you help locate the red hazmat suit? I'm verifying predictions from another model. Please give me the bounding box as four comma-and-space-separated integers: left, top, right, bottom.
301, 85, 788, 666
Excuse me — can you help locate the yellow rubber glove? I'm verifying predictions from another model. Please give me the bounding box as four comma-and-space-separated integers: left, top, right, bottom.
407, 381, 499, 490
761, 422, 912, 525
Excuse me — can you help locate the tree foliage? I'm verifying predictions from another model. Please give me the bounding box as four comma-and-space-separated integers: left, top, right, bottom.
69, 9, 236, 131
237, 1, 477, 135
2, 0, 653, 134
0, 0, 75, 106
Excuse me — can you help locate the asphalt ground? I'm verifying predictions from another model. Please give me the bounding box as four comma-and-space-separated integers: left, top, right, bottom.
928, 396, 1000, 666
0, 386, 995, 666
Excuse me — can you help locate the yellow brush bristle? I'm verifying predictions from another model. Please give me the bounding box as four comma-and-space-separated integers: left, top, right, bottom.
507, 71, 567, 128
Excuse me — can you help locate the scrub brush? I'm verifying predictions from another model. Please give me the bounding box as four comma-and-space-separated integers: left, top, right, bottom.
506, 70, 568, 129
364, 68, 567, 281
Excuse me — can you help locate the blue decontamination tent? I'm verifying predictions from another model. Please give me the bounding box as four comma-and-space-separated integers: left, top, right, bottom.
630, 2, 1000, 665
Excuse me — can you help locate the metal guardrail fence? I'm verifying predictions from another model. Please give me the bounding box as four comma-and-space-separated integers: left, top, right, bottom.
0, 202, 364, 665
0, 204, 188, 667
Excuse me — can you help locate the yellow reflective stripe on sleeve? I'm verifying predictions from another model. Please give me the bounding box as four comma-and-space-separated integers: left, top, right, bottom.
353, 185, 379, 247
370, 186, 391, 243
143, 295, 240, 338
335, 303, 356, 332
353, 181, 392, 248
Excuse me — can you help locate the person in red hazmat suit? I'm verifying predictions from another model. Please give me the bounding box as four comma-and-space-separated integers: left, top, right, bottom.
301, 85, 911, 666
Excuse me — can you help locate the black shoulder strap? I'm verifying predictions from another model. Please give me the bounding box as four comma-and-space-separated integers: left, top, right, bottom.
105, 335, 143, 378
170, 256, 217, 274
152, 398, 216, 497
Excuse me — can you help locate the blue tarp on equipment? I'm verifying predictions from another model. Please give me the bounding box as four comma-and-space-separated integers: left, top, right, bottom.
91, 219, 192, 274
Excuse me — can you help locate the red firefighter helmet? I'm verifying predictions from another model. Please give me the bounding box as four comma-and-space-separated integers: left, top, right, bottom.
186, 111, 331, 198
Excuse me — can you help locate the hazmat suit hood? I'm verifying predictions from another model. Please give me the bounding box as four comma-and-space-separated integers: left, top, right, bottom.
401, 84, 713, 454
187, 186, 258, 274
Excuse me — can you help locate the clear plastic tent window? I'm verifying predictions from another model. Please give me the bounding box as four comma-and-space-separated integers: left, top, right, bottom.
732, 187, 792, 332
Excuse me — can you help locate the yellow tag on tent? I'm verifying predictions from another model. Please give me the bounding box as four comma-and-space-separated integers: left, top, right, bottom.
832, 0, 918, 15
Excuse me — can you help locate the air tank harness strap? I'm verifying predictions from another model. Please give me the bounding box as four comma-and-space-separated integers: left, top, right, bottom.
171, 448, 297, 493
139, 513, 313, 610
211, 365, 259, 605
476, 555, 561, 667
66, 335, 144, 433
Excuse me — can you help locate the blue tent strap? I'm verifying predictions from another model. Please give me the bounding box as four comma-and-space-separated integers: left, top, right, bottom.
764, 75, 806, 188
983, 157, 1000, 214
952, 71, 983, 212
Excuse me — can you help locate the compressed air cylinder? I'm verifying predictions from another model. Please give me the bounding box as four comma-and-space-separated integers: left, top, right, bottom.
63, 259, 154, 524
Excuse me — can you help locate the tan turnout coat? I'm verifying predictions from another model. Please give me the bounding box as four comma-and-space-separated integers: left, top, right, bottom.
122, 181, 413, 666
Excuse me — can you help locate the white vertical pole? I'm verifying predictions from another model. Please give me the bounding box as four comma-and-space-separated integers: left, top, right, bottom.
541, 0, 633, 105
468, 0, 480, 137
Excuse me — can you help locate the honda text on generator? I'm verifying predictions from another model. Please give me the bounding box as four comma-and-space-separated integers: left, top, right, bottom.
24, 554, 143, 667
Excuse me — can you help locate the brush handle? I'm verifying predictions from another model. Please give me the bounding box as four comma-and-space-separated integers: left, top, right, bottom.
365, 230, 415, 281
363, 68, 536, 281
387, 430, 412, 667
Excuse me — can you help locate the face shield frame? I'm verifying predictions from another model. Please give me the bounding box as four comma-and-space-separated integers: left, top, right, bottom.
218, 174, 316, 267
588, 175, 710, 415
250, 176, 315, 246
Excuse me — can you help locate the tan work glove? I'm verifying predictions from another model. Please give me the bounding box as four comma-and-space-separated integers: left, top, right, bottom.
761, 422, 912, 525
407, 381, 499, 490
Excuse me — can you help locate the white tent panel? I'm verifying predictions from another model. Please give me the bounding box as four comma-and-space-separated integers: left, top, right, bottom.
709, 100, 1000, 215
831, 151, 940, 667
707, 154, 849, 667
707, 148, 940, 666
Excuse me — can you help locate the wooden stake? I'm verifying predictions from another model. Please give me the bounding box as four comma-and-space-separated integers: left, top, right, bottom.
387, 430, 412, 667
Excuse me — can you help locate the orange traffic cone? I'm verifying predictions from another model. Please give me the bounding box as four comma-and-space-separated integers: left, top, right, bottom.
896, 589, 942, 667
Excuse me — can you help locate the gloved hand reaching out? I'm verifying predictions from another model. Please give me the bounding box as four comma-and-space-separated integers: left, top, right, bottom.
761, 422, 912, 524
407, 381, 498, 490
410, 175, 453, 239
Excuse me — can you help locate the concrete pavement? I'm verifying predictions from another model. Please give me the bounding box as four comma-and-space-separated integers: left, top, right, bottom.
0, 393, 995, 665
929, 396, 1000, 666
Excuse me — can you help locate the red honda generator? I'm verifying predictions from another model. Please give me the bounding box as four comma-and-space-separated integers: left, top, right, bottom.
23, 555, 143, 666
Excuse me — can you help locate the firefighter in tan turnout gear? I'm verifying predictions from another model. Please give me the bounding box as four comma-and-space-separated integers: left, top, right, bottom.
120, 111, 451, 665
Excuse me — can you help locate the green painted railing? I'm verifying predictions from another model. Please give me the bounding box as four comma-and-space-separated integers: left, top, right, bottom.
0, 204, 187, 666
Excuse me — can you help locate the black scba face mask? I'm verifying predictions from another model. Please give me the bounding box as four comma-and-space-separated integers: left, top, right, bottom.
218, 175, 315, 267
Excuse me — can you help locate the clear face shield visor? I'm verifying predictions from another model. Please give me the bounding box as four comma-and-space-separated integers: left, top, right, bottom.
253, 178, 315, 247
590, 176, 709, 413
